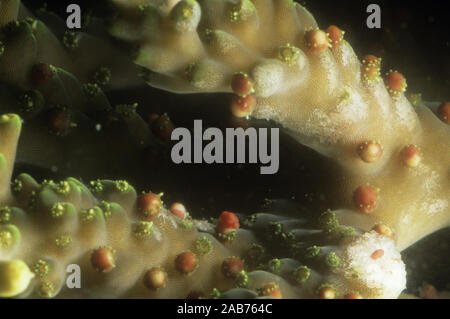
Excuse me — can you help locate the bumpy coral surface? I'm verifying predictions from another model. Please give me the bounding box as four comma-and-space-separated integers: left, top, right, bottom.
109, 0, 450, 251
0, 0, 447, 299
0, 114, 405, 298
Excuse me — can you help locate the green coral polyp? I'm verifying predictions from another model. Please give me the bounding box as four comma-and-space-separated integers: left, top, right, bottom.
278, 43, 300, 65
267, 222, 295, 246
50, 202, 72, 218
55, 234, 72, 249
11, 179, 23, 194
178, 217, 193, 230
170, 0, 200, 32
83, 83, 102, 97
33, 259, 50, 278
42, 179, 56, 187
17, 90, 44, 113
267, 258, 282, 273
257, 282, 279, 296
37, 281, 55, 298
56, 181, 71, 195
338, 225, 356, 238
0, 207, 11, 224
245, 214, 257, 224
92, 67, 112, 86
325, 252, 341, 268
100, 201, 112, 219
228, 0, 255, 23
63, 31, 79, 49
133, 221, 153, 239
195, 236, 213, 256
305, 245, 321, 258
0, 229, 14, 248
293, 265, 311, 284
269, 221, 282, 236
234, 270, 249, 288
115, 104, 138, 119
81, 207, 102, 223
318, 210, 339, 232
217, 230, 236, 242
28, 191, 37, 210
229, 7, 240, 22
203, 28, 214, 43
0, 225, 20, 249
90, 180, 103, 193
51, 203, 65, 218
173, 2, 194, 21
210, 288, 221, 299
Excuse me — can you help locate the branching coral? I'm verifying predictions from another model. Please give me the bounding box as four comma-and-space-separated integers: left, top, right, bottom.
0, 1, 168, 181
0, 114, 405, 298
0, 0, 448, 299
108, 0, 450, 251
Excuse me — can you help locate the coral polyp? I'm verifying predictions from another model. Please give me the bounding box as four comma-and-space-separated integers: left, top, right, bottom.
437, 102, 450, 124
401, 145, 421, 168
175, 251, 198, 275
318, 285, 336, 299
30, 63, 53, 87
91, 247, 116, 273
231, 72, 254, 97
362, 55, 382, 69
221, 257, 244, 279
357, 141, 383, 163
143, 267, 168, 291
372, 224, 395, 240
216, 211, 240, 234
326, 25, 344, 49
169, 202, 187, 220
138, 192, 163, 220
230, 94, 256, 118
305, 29, 331, 54
353, 185, 379, 213
385, 70, 407, 96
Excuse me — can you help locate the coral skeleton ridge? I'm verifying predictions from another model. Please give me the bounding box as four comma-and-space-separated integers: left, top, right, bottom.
0, 0, 448, 298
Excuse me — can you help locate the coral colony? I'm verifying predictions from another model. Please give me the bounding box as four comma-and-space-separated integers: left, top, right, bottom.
0, 0, 448, 299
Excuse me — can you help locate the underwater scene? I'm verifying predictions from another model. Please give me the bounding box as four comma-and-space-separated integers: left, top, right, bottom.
0, 0, 448, 299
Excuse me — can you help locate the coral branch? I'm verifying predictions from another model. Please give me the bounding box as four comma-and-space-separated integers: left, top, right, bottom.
0, 117, 406, 298
108, 0, 450, 251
